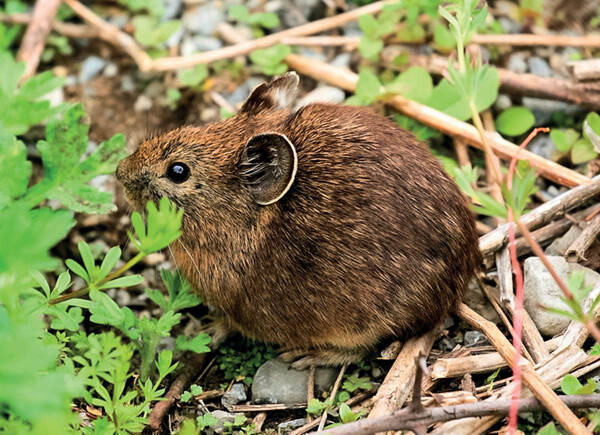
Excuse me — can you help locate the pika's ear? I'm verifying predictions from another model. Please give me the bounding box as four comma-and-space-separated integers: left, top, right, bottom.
239, 133, 298, 205
240, 72, 299, 115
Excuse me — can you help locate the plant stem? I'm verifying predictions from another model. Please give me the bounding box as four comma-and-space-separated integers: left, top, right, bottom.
49, 252, 146, 305
469, 101, 503, 188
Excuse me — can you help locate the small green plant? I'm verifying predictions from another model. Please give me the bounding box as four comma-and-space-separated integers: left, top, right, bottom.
495, 107, 535, 137
217, 339, 277, 385
178, 63, 208, 88
180, 384, 204, 403
307, 398, 332, 416
560, 374, 596, 395
117, 0, 165, 17
249, 44, 291, 76
543, 271, 600, 327
551, 114, 599, 165
485, 367, 501, 392
537, 422, 561, 435
228, 4, 280, 36
132, 15, 181, 52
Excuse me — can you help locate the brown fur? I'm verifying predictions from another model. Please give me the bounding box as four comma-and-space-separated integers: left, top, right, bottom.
117, 74, 482, 365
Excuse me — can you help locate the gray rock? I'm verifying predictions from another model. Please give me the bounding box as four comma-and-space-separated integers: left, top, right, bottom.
343, 20, 362, 38
331, 52, 352, 69
190, 35, 223, 52
121, 74, 136, 92
103, 62, 118, 78
298, 48, 327, 62
545, 225, 583, 256
528, 56, 553, 77
64, 74, 78, 87
79, 56, 107, 83
252, 359, 337, 404
210, 410, 238, 434
144, 81, 165, 98
498, 17, 522, 34
182, 5, 225, 35
278, 418, 308, 433
528, 134, 557, 161
162, 0, 182, 20
494, 94, 512, 111
222, 383, 247, 410
134, 95, 153, 112
295, 86, 345, 110
524, 256, 570, 336
107, 14, 128, 29
507, 52, 527, 74
464, 330, 488, 347
523, 97, 581, 127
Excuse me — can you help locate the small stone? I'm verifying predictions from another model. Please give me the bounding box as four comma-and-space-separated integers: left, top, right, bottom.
144, 81, 165, 98
295, 86, 345, 110
494, 94, 512, 111
200, 106, 219, 123
251, 359, 337, 404
522, 97, 582, 127
209, 410, 237, 433
45, 86, 64, 108
464, 330, 488, 347
182, 5, 225, 36
524, 256, 570, 336
528, 134, 558, 161
134, 95, 153, 112
143, 252, 166, 266
190, 35, 223, 52
545, 225, 583, 256
498, 17, 522, 34
107, 14, 128, 29
528, 56, 553, 77
222, 383, 247, 410
121, 74, 136, 92
79, 56, 107, 83
166, 26, 184, 48
162, 0, 182, 20
331, 52, 351, 69
507, 52, 527, 74
298, 48, 327, 62
278, 418, 308, 433
64, 74, 78, 87
103, 62, 118, 77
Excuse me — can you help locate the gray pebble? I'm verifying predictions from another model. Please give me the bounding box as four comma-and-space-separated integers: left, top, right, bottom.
278, 418, 308, 433
121, 74, 136, 92
464, 330, 488, 347
134, 95, 153, 112
528, 134, 557, 161
162, 0, 182, 20
498, 17, 522, 34
222, 383, 247, 410
190, 35, 223, 52
166, 26, 184, 48
522, 97, 581, 126
494, 94, 512, 111
252, 359, 336, 404
331, 52, 352, 69
103, 62, 118, 78
507, 52, 527, 74
79, 56, 107, 83
182, 5, 225, 36
528, 56, 553, 77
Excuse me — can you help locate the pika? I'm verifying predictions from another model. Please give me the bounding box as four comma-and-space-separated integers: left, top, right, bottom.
117, 72, 481, 367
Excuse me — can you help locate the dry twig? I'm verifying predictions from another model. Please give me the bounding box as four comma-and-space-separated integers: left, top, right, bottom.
16, 0, 61, 80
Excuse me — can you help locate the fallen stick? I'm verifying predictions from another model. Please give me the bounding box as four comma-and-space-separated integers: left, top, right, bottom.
16, 0, 61, 80
319, 394, 600, 435
148, 352, 209, 430
149, 1, 389, 71
62, 0, 153, 71
471, 33, 600, 47
568, 59, 600, 81
230, 403, 307, 412
479, 175, 600, 256
0, 12, 98, 38
368, 330, 438, 420
457, 304, 590, 435
566, 213, 600, 262
284, 53, 590, 188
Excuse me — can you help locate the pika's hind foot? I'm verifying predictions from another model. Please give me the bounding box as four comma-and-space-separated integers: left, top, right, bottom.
198, 316, 232, 349
279, 348, 364, 369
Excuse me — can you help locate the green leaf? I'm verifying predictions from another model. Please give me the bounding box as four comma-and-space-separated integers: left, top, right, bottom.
197, 413, 218, 430
248, 12, 280, 29
156, 350, 179, 378
228, 4, 249, 21
89, 291, 125, 326
590, 343, 600, 356
354, 70, 382, 105
133, 15, 181, 48
339, 403, 357, 423
495, 107, 535, 136
249, 44, 290, 75
65, 259, 89, 282
98, 274, 143, 290
561, 374, 583, 395
99, 246, 121, 278
128, 197, 183, 253
537, 422, 560, 435
175, 333, 211, 353
0, 128, 31, 207
384, 67, 433, 103
584, 112, 600, 152
433, 23, 455, 52
178, 64, 208, 88
48, 306, 83, 331
571, 138, 598, 164
358, 36, 383, 60
358, 14, 378, 38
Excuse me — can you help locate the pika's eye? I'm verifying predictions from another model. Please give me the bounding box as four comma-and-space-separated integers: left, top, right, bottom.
166, 162, 190, 183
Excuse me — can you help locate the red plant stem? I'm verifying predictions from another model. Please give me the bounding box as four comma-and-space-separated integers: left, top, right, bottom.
505, 127, 548, 434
